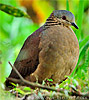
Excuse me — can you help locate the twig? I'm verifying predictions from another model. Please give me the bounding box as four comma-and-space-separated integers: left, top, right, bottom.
8, 61, 64, 92
8, 61, 89, 99
8, 62, 24, 81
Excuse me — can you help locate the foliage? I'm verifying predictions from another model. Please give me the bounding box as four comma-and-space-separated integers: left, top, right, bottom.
0, 0, 89, 99
0, 3, 30, 18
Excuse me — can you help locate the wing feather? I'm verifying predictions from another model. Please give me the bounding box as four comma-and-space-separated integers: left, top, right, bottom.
7, 26, 43, 79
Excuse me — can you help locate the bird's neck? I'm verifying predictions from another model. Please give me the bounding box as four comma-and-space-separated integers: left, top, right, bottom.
44, 13, 61, 27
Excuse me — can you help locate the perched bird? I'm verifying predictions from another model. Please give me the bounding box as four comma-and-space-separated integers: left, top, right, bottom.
6, 10, 79, 87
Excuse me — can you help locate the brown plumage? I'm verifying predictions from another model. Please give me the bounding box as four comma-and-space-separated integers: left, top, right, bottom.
5, 10, 79, 86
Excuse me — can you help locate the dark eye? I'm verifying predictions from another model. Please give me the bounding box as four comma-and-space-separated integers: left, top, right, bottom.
62, 16, 66, 20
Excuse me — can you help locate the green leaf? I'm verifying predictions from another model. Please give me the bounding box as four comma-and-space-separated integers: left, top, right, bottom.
79, 35, 89, 49
75, 0, 84, 40
71, 42, 89, 75
0, 3, 30, 18
47, 79, 53, 82
10, 82, 16, 87
84, 47, 89, 68
66, 0, 69, 11
14, 88, 25, 95
23, 87, 31, 91
79, 42, 89, 64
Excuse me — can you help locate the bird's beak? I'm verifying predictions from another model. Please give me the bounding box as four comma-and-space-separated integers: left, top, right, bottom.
71, 22, 79, 29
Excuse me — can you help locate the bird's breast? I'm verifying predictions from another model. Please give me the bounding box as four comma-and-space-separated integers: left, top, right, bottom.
38, 25, 79, 82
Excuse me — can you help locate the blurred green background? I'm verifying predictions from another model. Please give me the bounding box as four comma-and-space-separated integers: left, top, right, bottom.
0, 0, 89, 94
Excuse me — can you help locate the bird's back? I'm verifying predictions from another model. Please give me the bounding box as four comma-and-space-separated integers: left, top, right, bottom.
5, 26, 45, 86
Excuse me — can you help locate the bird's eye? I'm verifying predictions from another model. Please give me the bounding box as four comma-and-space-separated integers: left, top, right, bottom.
62, 16, 66, 20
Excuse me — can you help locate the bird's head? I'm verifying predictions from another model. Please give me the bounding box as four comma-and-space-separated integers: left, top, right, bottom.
50, 10, 78, 29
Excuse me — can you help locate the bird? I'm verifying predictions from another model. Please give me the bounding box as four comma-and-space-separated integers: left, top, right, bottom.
5, 10, 79, 87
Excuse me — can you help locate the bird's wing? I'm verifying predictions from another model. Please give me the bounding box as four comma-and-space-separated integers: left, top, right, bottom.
8, 26, 43, 79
